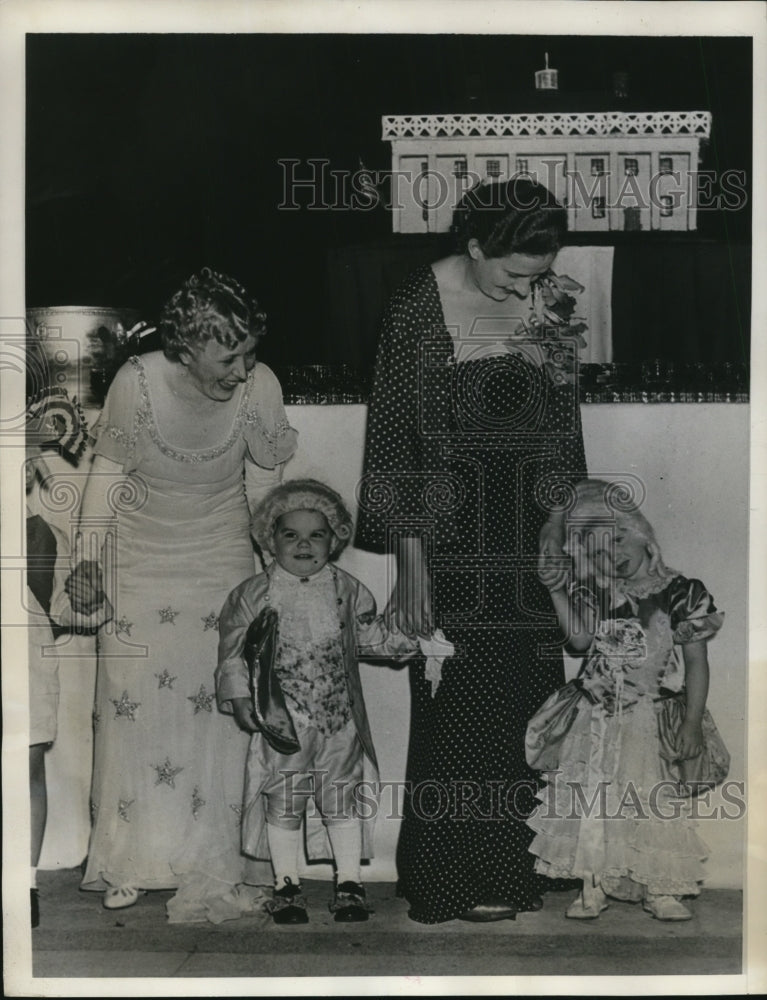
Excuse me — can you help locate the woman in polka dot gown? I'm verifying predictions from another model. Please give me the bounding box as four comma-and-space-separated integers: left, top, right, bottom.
355, 179, 587, 923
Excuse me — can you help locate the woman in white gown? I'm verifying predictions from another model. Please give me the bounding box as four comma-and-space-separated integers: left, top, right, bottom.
71, 269, 297, 922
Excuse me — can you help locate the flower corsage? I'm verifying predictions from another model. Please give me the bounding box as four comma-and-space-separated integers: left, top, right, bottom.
506, 271, 588, 385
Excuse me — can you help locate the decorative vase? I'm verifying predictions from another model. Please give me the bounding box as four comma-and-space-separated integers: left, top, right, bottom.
26, 305, 140, 411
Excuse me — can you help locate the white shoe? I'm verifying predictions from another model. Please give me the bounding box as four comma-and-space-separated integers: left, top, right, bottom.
565, 890, 609, 920
103, 886, 143, 910
642, 895, 692, 921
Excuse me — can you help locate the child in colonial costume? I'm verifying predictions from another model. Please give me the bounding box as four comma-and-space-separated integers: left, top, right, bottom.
527, 479, 727, 922
216, 479, 451, 924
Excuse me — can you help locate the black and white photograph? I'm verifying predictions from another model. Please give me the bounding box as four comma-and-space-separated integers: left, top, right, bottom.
1, 1, 765, 995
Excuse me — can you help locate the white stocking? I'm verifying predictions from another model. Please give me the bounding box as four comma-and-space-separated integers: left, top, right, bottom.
266, 823, 301, 888
326, 820, 362, 885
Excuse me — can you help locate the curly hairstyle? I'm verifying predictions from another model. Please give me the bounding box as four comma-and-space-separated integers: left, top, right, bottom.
251, 478, 354, 559
452, 178, 568, 258
159, 267, 267, 362
564, 478, 676, 584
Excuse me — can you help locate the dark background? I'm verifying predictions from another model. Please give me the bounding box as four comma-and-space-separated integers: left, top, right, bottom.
26, 34, 752, 372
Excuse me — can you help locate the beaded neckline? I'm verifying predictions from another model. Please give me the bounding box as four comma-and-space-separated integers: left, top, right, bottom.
131, 355, 256, 463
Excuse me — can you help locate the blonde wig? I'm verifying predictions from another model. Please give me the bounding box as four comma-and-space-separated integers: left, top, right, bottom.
564, 478, 675, 587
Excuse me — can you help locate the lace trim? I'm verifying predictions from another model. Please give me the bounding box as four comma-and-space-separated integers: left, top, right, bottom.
130, 356, 289, 464
270, 565, 341, 641
603, 868, 702, 896
613, 570, 681, 606
535, 862, 702, 897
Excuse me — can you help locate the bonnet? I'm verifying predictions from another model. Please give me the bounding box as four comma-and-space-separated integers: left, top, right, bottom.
251, 478, 353, 556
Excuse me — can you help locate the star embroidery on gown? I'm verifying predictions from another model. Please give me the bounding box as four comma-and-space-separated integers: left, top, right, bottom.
192, 786, 206, 819
118, 799, 134, 822
111, 690, 140, 721
115, 616, 133, 637
158, 606, 179, 625
155, 669, 177, 690
201, 613, 219, 631
188, 684, 215, 714
152, 757, 184, 788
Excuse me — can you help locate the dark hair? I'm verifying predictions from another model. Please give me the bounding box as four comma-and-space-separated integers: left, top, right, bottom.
159, 267, 267, 362
452, 178, 567, 258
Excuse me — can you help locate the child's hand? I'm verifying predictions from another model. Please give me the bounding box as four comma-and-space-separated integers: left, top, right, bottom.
537, 552, 569, 592
676, 717, 704, 760
231, 697, 260, 734
65, 560, 106, 614
25, 447, 51, 493
539, 516, 565, 560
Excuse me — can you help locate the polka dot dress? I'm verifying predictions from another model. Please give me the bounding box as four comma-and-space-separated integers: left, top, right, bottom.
355, 265, 587, 923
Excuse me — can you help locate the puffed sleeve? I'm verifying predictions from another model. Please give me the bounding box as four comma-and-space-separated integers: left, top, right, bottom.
90, 358, 144, 472
355, 270, 438, 554
669, 576, 725, 644
241, 362, 298, 470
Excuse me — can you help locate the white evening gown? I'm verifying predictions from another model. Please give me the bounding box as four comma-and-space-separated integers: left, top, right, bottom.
80, 355, 296, 922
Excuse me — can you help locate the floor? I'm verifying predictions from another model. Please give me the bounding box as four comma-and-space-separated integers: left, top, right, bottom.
26, 868, 743, 982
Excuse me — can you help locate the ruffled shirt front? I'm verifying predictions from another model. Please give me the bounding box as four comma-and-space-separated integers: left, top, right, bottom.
269, 564, 352, 735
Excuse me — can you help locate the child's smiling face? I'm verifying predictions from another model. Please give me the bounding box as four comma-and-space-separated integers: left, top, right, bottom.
589, 526, 650, 581
272, 509, 334, 577
611, 530, 651, 579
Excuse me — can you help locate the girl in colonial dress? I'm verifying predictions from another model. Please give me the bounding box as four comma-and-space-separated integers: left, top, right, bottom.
529, 479, 725, 921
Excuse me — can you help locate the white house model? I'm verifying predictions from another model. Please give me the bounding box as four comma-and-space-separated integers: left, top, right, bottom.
383, 111, 712, 233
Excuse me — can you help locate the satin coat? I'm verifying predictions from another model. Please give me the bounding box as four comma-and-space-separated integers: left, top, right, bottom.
216, 562, 415, 861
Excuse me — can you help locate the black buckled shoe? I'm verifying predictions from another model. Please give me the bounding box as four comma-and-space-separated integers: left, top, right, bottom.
264, 877, 309, 925
329, 881, 373, 923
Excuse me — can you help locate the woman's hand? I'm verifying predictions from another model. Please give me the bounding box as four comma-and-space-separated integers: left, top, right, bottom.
231, 697, 260, 734
384, 535, 433, 639
676, 717, 704, 759
539, 514, 565, 558
538, 515, 570, 591
537, 552, 569, 592
65, 560, 106, 615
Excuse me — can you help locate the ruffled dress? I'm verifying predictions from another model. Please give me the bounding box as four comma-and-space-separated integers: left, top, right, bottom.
527, 574, 724, 898
80, 356, 296, 922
